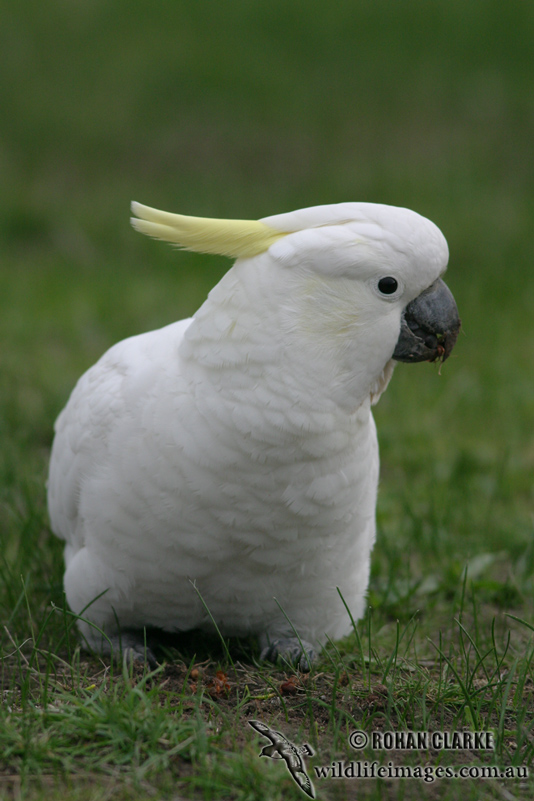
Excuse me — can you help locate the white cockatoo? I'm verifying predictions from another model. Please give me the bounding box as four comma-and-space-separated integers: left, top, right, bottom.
48, 201, 460, 669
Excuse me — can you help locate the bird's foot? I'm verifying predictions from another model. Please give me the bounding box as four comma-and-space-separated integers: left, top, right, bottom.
260, 637, 316, 672
106, 631, 159, 669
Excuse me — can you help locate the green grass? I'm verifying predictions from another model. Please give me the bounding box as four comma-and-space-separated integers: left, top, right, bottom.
2, 0, 534, 798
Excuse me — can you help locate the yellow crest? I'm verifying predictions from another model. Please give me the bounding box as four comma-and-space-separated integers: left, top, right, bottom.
131, 201, 288, 259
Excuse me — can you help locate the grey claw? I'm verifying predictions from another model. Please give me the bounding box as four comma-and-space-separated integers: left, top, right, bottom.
112, 632, 159, 668
123, 644, 159, 670
260, 637, 316, 672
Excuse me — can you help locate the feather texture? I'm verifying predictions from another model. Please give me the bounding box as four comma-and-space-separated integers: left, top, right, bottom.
48, 201, 454, 664
131, 201, 288, 258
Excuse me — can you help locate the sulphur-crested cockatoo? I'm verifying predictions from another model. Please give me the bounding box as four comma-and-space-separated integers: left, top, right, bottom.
48, 201, 460, 669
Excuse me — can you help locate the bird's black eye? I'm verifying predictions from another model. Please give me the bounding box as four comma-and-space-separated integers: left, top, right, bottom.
378, 276, 398, 295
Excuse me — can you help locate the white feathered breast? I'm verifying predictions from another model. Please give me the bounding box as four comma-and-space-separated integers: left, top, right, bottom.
47, 201, 454, 663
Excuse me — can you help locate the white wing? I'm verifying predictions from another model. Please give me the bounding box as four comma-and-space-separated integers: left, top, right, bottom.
47, 318, 193, 553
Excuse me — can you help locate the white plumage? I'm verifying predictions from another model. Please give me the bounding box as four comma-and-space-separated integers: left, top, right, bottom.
48, 201, 458, 668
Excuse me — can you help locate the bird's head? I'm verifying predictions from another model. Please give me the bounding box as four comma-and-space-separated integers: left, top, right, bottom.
131, 201, 460, 409
260, 202, 460, 370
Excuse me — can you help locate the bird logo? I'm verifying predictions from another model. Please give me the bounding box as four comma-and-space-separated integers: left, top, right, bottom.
248, 719, 315, 798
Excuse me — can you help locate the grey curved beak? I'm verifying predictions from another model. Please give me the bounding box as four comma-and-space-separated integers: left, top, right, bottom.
392, 278, 461, 364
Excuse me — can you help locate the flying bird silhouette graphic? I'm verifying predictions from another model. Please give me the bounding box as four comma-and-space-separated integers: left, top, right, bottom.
249, 719, 315, 798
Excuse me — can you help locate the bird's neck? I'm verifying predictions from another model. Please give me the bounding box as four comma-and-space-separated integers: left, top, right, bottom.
180, 258, 395, 421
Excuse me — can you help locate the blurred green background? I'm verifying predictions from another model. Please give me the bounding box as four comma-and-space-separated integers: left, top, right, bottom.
1, 0, 534, 612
